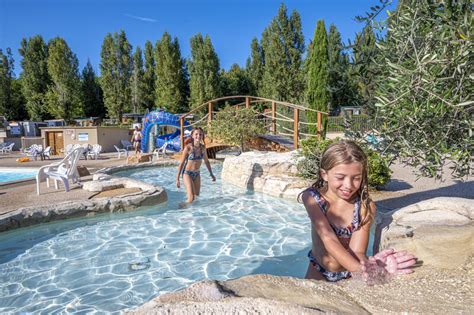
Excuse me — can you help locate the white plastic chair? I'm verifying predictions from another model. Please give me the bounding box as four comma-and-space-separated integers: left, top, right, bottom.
42, 146, 52, 159
114, 145, 128, 159
153, 141, 171, 160
87, 144, 102, 160
0, 142, 14, 154
121, 140, 133, 151
36, 147, 84, 194
25, 144, 43, 160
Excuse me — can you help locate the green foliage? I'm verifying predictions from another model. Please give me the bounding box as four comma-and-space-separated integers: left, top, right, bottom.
220, 64, 252, 101
327, 24, 352, 110
0, 48, 15, 119
372, 0, 472, 178
155, 32, 189, 113
99, 30, 132, 120
188, 33, 220, 111
131, 46, 145, 113
209, 106, 265, 151
46, 37, 83, 121
296, 137, 392, 188
245, 38, 264, 96
18, 35, 51, 121
81, 60, 105, 118
260, 4, 305, 103
143, 40, 156, 110
306, 20, 329, 134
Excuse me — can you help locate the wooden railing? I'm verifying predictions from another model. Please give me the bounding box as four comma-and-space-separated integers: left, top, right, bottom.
179, 96, 328, 151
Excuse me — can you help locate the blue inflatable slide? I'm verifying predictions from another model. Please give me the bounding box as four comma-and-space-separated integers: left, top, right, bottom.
140, 110, 191, 153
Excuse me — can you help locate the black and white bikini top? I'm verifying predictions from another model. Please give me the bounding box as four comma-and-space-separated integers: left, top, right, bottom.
308, 188, 361, 238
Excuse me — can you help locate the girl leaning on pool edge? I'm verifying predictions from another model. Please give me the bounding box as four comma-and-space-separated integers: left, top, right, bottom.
176, 127, 216, 203
299, 140, 416, 284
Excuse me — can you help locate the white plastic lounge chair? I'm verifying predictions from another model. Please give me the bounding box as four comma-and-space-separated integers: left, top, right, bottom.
121, 140, 133, 151
0, 142, 14, 154
36, 147, 84, 194
42, 146, 52, 159
114, 145, 128, 159
153, 141, 170, 160
87, 144, 102, 160
25, 144, 43, 160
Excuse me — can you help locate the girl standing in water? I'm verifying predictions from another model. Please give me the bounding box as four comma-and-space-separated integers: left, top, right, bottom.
176, 127, 216, 203
299, 140, 416, 284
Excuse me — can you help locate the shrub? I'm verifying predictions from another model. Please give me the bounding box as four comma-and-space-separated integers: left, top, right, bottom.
296, 138, 392, 189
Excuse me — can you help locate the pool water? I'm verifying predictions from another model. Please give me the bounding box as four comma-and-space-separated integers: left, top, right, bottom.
0, 165, 313, 313
0, 168, 38, 183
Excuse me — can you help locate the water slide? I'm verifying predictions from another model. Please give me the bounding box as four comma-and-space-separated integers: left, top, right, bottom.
140, 110, 191, 153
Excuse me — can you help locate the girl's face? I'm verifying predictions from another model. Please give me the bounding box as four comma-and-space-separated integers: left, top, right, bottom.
320, 162, 363, 201
192, 130, 203, 143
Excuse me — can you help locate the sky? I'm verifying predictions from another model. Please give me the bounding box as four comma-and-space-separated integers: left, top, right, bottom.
0, 0, 396, 77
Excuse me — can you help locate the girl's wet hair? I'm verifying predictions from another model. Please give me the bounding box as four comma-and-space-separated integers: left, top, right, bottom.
186, 127, 205, 146
299, 140, 372, 227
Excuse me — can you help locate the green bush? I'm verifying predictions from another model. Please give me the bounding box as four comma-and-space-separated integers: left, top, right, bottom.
296, 138, 392, 189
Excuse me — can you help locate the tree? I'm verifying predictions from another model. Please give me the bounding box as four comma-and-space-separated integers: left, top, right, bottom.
188, 33, 220, 111
46, 37, 83, 121
371, 0, 472, 178
327, 24, 352, 110
209, 106, 265, 152
245, 38, 264, 96
142, 40, 155, 109
81, 60, 105, 118
99, 30, 132, 121
0, 48, 15, 119
220, 64, 252, 100
18, 35, 51, 121
306, 20, 329, 134
260, 4, 305, 103
131, 46, 145, 113
154, 32, 189, 113
10, 79, 28, 120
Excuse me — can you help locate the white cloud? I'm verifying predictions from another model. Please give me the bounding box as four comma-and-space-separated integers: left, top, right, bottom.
124, 14, 157, 23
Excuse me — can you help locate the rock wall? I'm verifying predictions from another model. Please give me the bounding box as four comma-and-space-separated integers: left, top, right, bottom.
221, 151, 311, 200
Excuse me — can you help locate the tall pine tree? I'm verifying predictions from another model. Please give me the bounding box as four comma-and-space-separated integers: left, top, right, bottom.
18, 35, 51, 121
0, 48, 15, 119
188, 33, 220, 111
99, 30, 132, 121
131, 46, 145, 113
46, 37, 83, 121
81, 60, 105, 118
142, 40, 155, 109
245, 38, 264, 96
155, 32, 189, 113
260, 4, 305, 103
306, 20, 329, 134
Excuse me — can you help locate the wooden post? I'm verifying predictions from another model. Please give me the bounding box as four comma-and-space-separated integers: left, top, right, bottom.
245, 97, 250, 109
317, 112, 322, 140
208, 102, 213, 128
272, 101, 276, 134
180, 116, 184, 151
294, 108, 299, 150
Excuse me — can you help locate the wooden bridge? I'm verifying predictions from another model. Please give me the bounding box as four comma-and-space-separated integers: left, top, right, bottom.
177, 95, 328, 152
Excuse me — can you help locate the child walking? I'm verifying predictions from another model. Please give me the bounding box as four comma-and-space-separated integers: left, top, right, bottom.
299, 140, 416, 283
176, 127, 216, 204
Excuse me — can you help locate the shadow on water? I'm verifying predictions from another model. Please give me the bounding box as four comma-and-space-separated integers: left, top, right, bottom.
250, 248, 309, 279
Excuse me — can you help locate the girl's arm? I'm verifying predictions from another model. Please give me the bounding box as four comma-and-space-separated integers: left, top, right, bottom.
348, 200, 377, 263
176, 146, 190, 188
302, 190, 362, 272
203, 147, 216, 181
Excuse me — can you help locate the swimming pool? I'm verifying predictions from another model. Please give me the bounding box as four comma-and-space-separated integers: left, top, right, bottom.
0, 167, 38, 183
0, 165, 313, 313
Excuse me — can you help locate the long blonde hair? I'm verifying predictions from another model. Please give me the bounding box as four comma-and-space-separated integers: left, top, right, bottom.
299, 140, 372, 227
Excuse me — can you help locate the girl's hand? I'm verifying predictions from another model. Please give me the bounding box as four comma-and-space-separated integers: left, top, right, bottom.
371, 248, 417, 275
210, 174, 216, 182
176, 178, 180, 188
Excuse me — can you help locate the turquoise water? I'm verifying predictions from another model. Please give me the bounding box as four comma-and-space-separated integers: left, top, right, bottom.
0, 165, 312, 313
0, 168, 37, 183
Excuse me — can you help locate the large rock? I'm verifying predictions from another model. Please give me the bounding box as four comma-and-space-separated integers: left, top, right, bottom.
221, 151, 311, 199
375, 197, 474, 269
